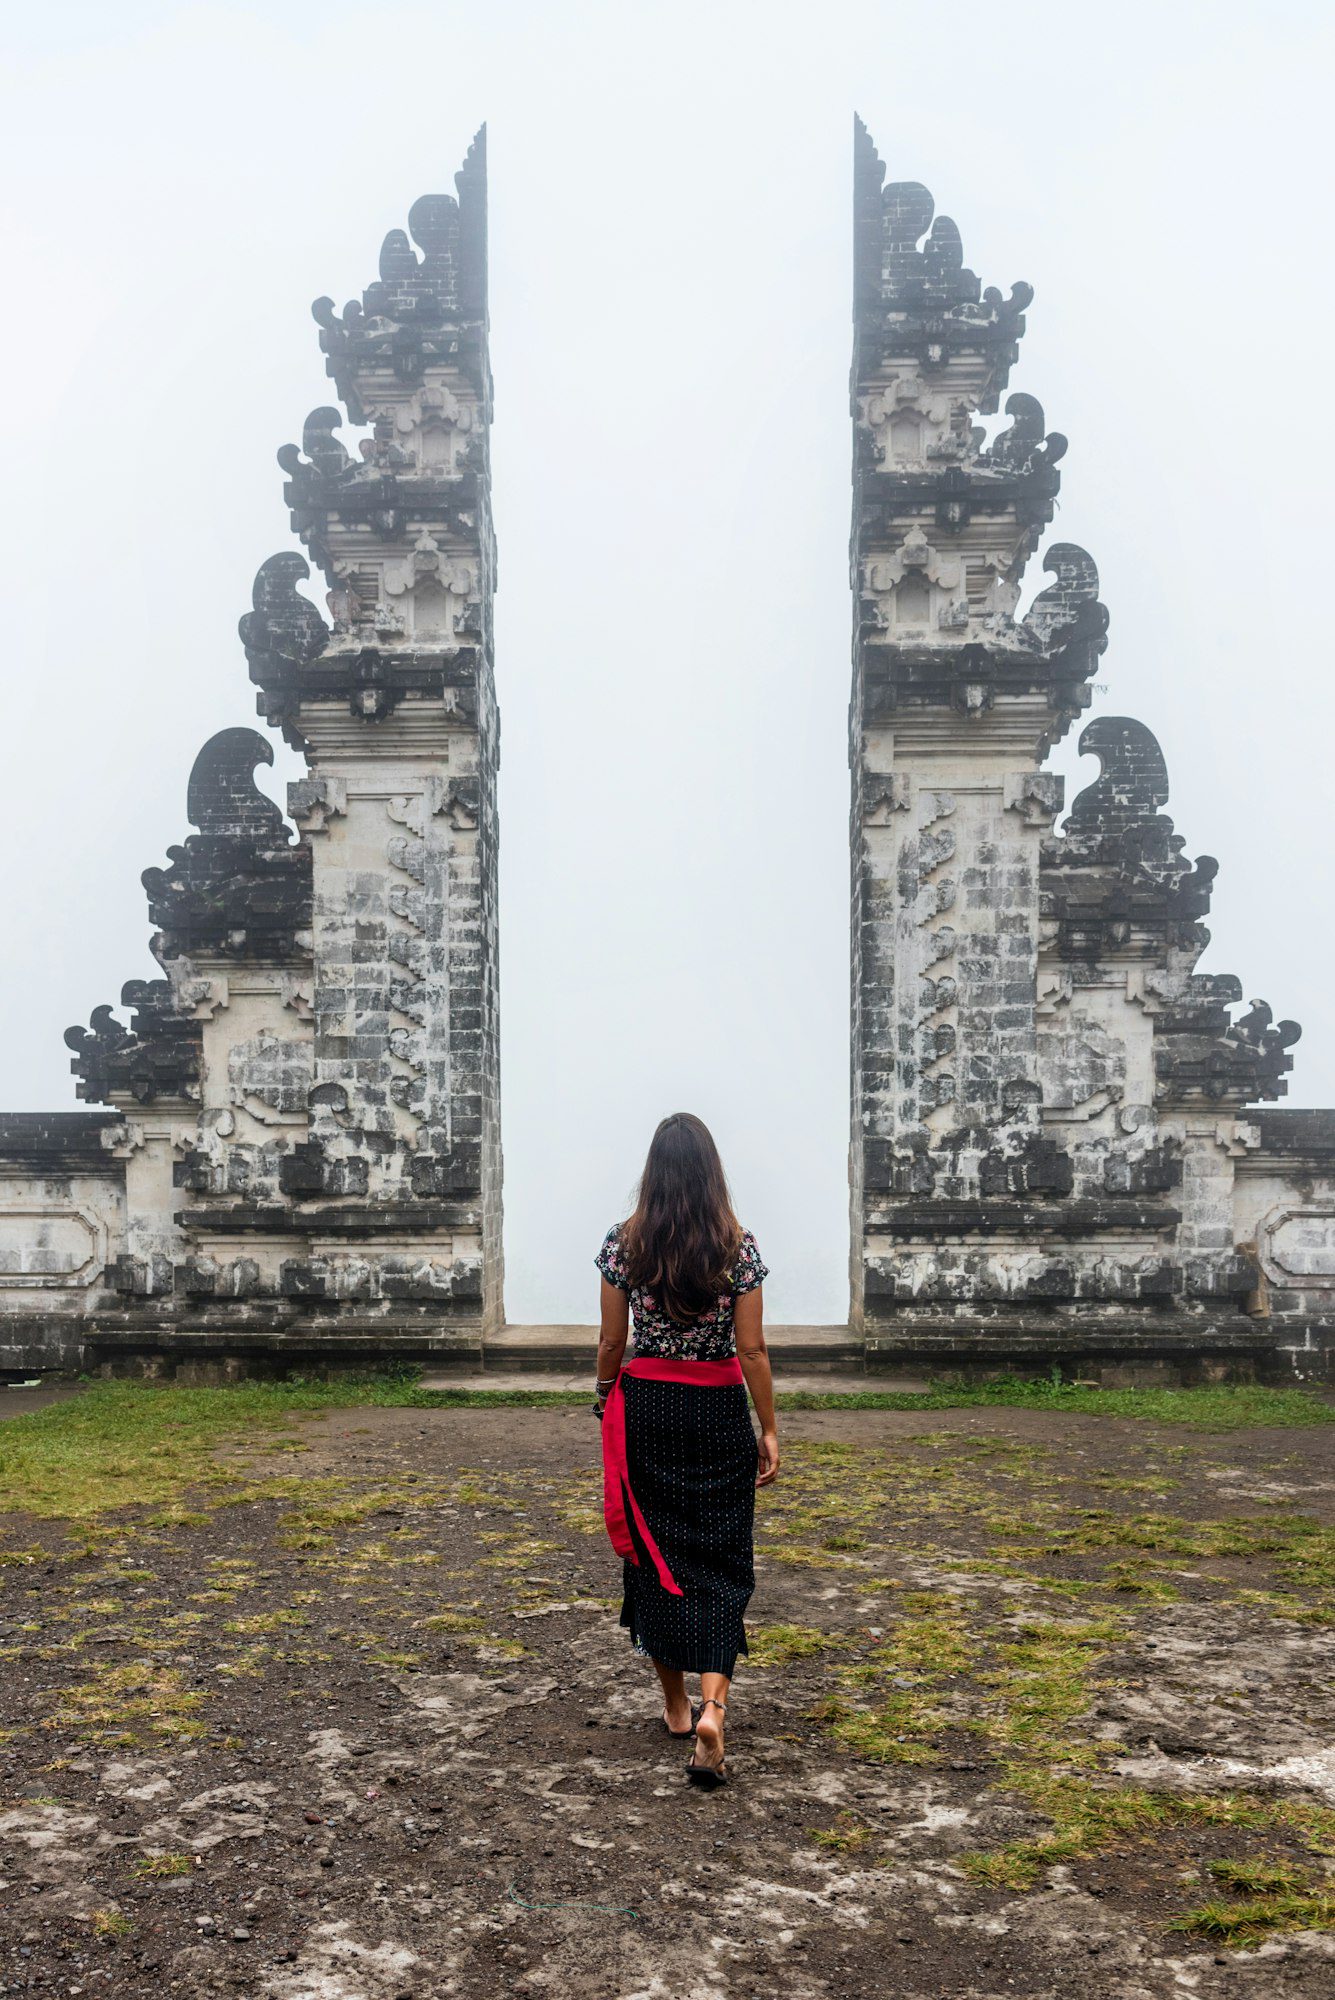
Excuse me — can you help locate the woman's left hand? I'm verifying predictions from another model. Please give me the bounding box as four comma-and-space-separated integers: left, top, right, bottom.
756, 1430, 780, 1487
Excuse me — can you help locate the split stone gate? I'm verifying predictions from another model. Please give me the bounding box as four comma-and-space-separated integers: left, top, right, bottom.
1, 125, 1331, 1381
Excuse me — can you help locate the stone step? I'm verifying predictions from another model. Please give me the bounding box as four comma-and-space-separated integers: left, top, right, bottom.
864, 1318, 1274, 1362
420, 1323, 869, 1386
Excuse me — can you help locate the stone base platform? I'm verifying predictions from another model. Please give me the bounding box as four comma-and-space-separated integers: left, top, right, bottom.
862, 1318, 1280, 1389
0, 1314, 1305, 1388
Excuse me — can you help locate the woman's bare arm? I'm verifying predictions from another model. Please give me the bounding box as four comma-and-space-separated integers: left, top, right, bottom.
594, 1277, 630, 1407
734, 1286, 780, 1485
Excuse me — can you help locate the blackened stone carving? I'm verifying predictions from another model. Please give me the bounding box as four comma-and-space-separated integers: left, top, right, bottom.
178, 1256, 261, 1301
0, 1112, 122, 1171
186, 728, 285, 837
313, 130, 490, 417
108, 1253, 175, 1298
240, 554, 330, 673
987, 394, 1067, 475
1023, 545, 1109, 668
142, 730, 310, 963
301, 407, 352, 479
1043, 716, 1219, 954
1065, 717, 1170, 836
1103, 1143, 1183, 1196
979, 1136, 1076, 1199
867, 1198, 1180, 1237
1156, 993, 1300, 1104
1233, 999, 1300, 1049
409, 1148, 482, 1198
240, 554, 330, 750
854, 122, 1032, 398
66, 983, 201, 1106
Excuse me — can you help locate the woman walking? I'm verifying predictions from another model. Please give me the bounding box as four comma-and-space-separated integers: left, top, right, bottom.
594, 1112, 779, 1788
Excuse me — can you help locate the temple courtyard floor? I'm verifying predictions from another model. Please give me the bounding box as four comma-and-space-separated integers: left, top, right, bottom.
0, 1375, 1332, 1999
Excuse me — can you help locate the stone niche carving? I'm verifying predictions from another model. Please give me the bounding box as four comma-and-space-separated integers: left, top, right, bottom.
0, 1201, 107, 1287
1037, 1021, 1127, 1119
226, 1035, 314, 1127
1260, 1209, 1335, 1288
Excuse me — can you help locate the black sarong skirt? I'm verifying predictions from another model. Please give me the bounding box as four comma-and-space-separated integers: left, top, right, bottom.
618, 1374, 756, 1676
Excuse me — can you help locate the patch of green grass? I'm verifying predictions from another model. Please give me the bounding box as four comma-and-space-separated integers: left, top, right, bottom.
421, 1609, 485, 1636
775, 1381, 1335, 1429
2, 1375, 1329, 1524
0, 1381, 415, 1519
818, 1593, 974, 1766
90, 1909, 132, 1940
1173, 1889, 1335, 1944
979, 1617, 1122, 1757
758, 1542, 864, 1570
478, 1536, 563, 1571
963, 1780, 1173, 1887
964, 1783, 1335, 1891
454, 1476, 518, 1509
1233, 1587, 1335, 1628
42, 1660, 206, 1747
818, 1689, 950, 1766
215, 1645, 270, 1680
131, 1852, 193, 1879
221, 1608, 310, 1637
748, 1623, 844, 1666
1206, 1856, 1308, 1895
1100, 1561, 1182, 1602
810, 1813, 876, 1854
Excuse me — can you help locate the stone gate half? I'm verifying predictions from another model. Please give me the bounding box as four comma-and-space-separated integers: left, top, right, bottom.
849, 119, 1335, 1381
0, 133, 503, 1373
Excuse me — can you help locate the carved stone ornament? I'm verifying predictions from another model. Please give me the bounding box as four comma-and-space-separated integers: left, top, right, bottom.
1260, 1208, 1335, 1288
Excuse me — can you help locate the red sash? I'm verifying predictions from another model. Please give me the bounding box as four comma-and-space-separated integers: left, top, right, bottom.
601, 1356, 745, 1597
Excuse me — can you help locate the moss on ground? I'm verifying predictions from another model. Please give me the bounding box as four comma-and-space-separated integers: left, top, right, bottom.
748, 1623, 844, 1666
0, 1371, 1330, 1526
41, 1660, 208, 1748
776, 1380, 1335, 1429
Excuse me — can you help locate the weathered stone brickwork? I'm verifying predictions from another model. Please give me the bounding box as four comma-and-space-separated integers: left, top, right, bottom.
849, 119, 1334, 1380
0, 132, 502, 1371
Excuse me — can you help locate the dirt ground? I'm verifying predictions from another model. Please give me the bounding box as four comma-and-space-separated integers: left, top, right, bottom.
1, 1400, 1333, 1998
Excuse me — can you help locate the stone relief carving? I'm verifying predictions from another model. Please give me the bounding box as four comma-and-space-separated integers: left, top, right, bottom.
1260, 1209, 1335, 1288
0, 1204, 106, 1287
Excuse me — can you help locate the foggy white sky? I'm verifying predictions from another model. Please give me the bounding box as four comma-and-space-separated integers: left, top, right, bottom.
1, 1, 1331, 1325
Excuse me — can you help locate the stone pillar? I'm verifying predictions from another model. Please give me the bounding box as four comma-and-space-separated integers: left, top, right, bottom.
849, 121, 1104, 1336
849, 124, 1313, 1376
243, 129, 503, 1335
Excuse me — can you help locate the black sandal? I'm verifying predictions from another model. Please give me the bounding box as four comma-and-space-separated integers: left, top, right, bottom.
661, 1704, 697, 1739
686, 1698, 729, 1787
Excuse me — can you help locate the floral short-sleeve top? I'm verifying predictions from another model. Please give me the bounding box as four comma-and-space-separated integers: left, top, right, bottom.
595, 1224, 768, 1360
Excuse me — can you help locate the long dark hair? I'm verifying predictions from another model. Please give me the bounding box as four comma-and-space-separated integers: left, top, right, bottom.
620, 1113, 743, 1324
